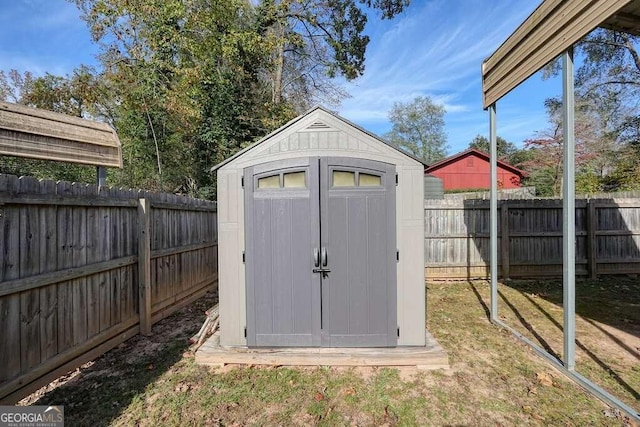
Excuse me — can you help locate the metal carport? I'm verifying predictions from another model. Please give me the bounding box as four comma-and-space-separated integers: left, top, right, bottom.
482, 0, 640, 421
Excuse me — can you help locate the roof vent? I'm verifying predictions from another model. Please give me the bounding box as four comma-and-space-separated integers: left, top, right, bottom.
306, 120, 331, 130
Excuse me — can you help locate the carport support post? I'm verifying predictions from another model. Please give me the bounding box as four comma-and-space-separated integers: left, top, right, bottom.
97, 166, 107, 187
562, 48, 576, 371
489, 103, 498, 322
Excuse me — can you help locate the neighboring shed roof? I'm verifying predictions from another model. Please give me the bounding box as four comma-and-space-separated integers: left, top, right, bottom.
0, 101, 122, 168
210, 105, 427, 172
424, 148, 526, 177
482, 0, 640, 109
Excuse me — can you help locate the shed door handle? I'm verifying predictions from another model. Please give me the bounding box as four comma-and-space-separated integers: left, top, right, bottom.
321, 247, 328, 266
313, 248, 320, 267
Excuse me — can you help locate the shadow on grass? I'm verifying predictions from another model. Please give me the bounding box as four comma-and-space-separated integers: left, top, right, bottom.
460, 198, 640, 340
504, 278, 640, 339
518, 287, 639, 400
496, 282, 640, 401
497, 289, 561, 359
468, 282, 490, 320
25, 292, 217, 426
467, 280, 639, 401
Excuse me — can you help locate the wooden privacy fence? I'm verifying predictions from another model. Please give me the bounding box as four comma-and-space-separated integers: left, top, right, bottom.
0, 174, 218, 403
425, 199, 640, 280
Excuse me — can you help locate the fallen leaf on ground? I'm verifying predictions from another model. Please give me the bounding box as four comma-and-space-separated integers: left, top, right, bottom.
531, 413, 546, 421
343, 387, 356, 396
535, 372, 553, 387
175, 382, 190, 392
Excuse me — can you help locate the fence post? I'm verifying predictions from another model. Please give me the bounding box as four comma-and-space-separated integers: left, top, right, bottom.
500, 201, 510, 279
138, 198, 152, 335
587, 200, 597, 279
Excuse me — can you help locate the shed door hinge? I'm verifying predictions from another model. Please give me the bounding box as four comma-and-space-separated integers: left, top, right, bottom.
395, 173, 398, 186
242, 251, 245, 263
397, 327, 400, 337
241, 176, 244, 188
244, 327, 247, 338
396, 250, 399, 262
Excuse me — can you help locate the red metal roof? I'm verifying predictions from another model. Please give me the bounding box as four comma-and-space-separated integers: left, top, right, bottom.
424, 148, 526, 177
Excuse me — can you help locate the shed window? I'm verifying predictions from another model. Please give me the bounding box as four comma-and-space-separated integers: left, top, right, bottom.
257, 175, 280, 189
359, 173, 382, 186
333, 171, 355, 187
283, 171, 306, 188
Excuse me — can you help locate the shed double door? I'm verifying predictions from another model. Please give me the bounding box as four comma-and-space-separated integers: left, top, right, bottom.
244, 157, 397, 347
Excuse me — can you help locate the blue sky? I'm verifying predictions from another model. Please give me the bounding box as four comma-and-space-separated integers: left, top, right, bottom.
1, 0, 560, 154
340, 0, 561, 152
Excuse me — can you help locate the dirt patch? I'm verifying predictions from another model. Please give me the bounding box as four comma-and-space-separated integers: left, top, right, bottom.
19, 289, 218, 408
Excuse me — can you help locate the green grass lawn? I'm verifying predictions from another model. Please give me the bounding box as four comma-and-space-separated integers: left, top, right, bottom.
23, 280, 639, 426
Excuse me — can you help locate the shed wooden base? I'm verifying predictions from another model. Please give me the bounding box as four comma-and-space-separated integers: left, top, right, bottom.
195, 331, 448, 370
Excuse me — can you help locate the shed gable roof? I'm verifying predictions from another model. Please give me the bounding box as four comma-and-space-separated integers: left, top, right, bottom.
211, 106, 425, 171
425, 148, 526, 177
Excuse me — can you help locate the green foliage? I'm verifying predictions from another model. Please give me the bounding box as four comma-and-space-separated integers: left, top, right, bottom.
602, 144, 640, 191
256, 0, 409, 108
444, 188, 492, 194
521, 166, 556, 197
538, 29, 640, 193
575, 172, 602, 195
1, 0, 411, 196
520, 91, 633, 196
468, 135, 528, 167
384, 96, 448, 164
0, 155, 95, 184
508, 147, 534, 169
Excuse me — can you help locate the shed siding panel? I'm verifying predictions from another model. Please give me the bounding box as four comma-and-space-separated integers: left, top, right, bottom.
217, 170, 244, 346
397, 166, 425, 345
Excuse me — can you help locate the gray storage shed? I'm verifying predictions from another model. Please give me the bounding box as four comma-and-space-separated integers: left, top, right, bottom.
213, 106, 426, 348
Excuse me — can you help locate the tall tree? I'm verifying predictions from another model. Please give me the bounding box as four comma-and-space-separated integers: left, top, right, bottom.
520, 98, 602, 196
541, 28, 640, 191
468, 135, 521, 164
384, 96, 448, 164
71, 0, 411, 195
0, 69, 34, 103
256, 0, 410, 110
72, 0, 280, 193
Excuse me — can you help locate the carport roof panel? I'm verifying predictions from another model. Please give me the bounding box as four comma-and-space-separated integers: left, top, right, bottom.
0, 102, 123, 168
602, 1, 640, 34
482, 0, 640, 109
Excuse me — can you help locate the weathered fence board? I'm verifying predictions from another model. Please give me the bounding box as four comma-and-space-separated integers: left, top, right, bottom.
425, 199, 640, 280
0, 174, 217, 403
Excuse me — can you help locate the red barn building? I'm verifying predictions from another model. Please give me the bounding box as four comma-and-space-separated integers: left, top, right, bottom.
424, 148, 525, 191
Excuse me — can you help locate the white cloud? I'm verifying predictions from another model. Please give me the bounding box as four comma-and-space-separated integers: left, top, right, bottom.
339, 0, 544, 153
